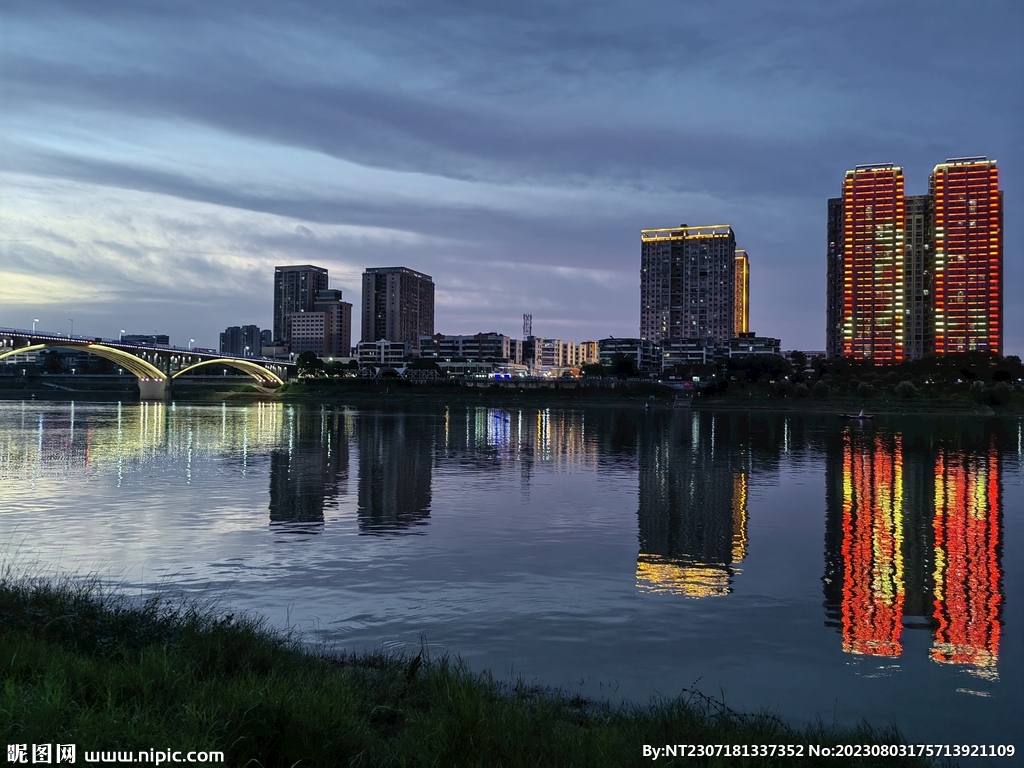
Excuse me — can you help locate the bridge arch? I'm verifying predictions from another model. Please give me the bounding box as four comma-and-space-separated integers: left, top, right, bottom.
0, 343, 167, 380
172, 358, 285, 387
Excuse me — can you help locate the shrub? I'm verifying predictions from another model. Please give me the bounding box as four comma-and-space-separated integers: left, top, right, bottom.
895, 381, 918, 399
793, 383, 810, 398
812, 380, 830, 399
857, 381, 875, 398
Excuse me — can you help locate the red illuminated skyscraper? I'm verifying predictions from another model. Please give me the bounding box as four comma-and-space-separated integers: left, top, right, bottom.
931, 158, 1003, 355
841, 165, 906, 362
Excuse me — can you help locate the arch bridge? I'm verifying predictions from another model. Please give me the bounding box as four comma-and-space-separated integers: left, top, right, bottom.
0, 330, 295, 400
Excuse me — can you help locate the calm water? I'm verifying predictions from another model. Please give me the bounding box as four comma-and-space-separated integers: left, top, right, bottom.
0, 400, 1021, 751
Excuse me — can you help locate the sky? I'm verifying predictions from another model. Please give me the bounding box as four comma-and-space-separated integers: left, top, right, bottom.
1, 0, 1021, 352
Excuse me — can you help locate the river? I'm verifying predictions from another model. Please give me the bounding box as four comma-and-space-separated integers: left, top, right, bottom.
0, 400, 1020, 751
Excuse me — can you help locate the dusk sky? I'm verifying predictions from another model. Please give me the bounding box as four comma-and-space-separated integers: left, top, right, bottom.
1, 0, 1020, 352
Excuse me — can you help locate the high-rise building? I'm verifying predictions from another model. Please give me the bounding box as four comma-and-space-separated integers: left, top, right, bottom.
734, 249, 749, 335
641, 224, 736, 345
273, 265, 329, 345
220, 325, 266, 357
841, 164, 906, 362
904, 195, 933, 360
826, 197, 845, 359
931, 157, 1003, 355
361, 267, 434, 355
828, 157, 1002, 361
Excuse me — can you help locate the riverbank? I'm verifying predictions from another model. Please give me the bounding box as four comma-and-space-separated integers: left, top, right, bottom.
1, 574, 942, 767
2, 376, 1014, 418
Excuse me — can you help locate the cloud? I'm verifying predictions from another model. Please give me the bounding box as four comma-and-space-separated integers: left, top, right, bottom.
0, 0, 1020, 350
0, 271, 115, 305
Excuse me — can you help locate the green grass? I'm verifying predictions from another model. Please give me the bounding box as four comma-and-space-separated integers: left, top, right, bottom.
0, 573, 947, 767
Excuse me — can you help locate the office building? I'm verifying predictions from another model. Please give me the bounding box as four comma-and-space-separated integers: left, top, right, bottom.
931, 157, 1003, 355
361, 267, 434, 355
734, 250, 749, 335
641, 224, 736, 345
273, 265, 329, 345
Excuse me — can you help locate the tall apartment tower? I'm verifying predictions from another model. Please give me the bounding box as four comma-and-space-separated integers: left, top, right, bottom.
904, 195, 933, 360
640, 224, 736, 344
841, 164, 906, 363
931, 157, 1003, 355
273, 265, 329, 344
734, 249, 750, 335
826, 198, 845, 359
361, 267, 435, 354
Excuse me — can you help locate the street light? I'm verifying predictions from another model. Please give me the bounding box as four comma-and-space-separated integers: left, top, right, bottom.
68, 319, 73, 338
120, 329, 126, 343
189, 339, 195, 351
32, 319, 39, 333
244, 345, 250, 358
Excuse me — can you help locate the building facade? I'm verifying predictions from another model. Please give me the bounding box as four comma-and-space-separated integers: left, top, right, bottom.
904, 195, 933, 360
598, 337, 658, 374
733, 250, 749, 335
841, 165, 906, 362
828, 157, 1002, 361
356, 339, 411, 367
931, 157, 1003, 355
289, 290, 353, 358
419, 332, 513, 362
219, 325, 263, 357
273, 265, 329, 345
641, 224, 736, 345
361, 267, 435, 355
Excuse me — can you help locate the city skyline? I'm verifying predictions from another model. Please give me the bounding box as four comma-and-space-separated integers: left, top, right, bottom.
0, 2, 1019, 352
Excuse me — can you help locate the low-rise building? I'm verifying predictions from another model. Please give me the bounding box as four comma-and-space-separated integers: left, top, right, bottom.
662, 338, 716, 368
598, 338, 659, 374
356, 339, 410, 367
419, 332, 512, 361
726, 333, 781, 358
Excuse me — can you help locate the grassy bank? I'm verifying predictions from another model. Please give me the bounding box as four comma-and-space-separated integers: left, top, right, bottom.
0, 575, 945, 767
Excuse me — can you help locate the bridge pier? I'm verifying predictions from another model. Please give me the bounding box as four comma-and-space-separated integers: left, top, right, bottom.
138, 377, 171, 401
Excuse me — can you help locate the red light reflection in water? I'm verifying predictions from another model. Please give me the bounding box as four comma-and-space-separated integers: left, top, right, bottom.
840, 432, 904, 656
931, 448, 1002, 678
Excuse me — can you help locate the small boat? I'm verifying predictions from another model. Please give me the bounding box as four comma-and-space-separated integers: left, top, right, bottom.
839, 409, 873, 420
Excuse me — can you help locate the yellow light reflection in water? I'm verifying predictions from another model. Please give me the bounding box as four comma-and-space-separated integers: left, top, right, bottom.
636, 554, 732, 598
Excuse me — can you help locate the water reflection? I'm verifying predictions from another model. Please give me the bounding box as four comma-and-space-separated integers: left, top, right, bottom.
931, 447, 1002, 678
824, 431, 906, 656
823, 423, 1004, 678
634, 412, 783, 597
268, 408, 351, 534
356, 410, 433, 533
0, 401, 1009, 664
